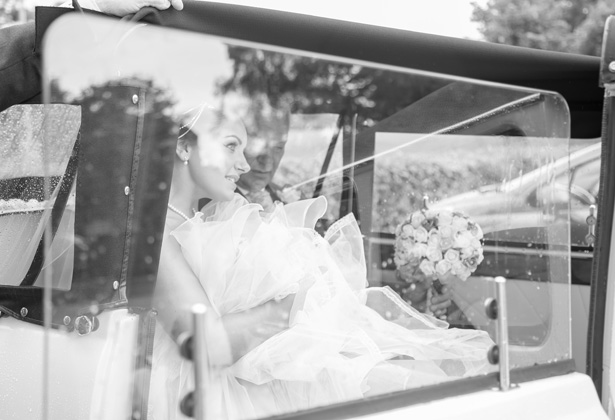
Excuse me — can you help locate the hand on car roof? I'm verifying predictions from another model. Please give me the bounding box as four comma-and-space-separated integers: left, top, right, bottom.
65, 0, 184, 16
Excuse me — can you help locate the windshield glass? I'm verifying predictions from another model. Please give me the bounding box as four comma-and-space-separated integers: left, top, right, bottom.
26, 13, 573, 420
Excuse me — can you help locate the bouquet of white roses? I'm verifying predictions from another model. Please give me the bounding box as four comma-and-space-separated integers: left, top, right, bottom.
394, 208, 484, 289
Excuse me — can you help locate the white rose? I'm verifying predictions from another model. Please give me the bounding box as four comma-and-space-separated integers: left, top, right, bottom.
435, 260, 452, 276
406, 244, 424, 266
414, 226, 429, 243
444, 249, 460, 263
403, 239, 416, 254
440, 237, 454, 250
411, 212, 426, 228
402, 224, 415, 238
463, 255, 480, 270
426, 246, 443, 262
438, 210, 453, 225
439, 225, 454, 238
414, 243, 428, 257
419, 259, 436, 276
454, 231, 473, 248
452, 216, 469, 231
424, 209, 437, 219
461, 246, 474, 259
428, 232, 440, 247
451, 260, 465, 276
407, 253, 421, 266
394, 254, 407, 267
469, 223, 483, 239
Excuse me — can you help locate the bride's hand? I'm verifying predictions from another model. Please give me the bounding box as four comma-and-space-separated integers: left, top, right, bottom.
396, 268, 452, 317
223, 294, 295, 362
429, 285, 452, 319
260, 294, 294, 332
396, 264, 416, 283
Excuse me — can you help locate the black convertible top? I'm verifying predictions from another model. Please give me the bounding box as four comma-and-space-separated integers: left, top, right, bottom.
154, 1, 602, 138
17, 0, 600, 138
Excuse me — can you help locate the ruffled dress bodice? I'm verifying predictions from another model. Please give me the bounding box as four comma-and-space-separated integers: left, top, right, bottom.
171, 194, 334, 316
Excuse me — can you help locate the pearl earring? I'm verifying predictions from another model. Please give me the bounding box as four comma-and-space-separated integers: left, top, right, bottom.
183, 157, 189, 166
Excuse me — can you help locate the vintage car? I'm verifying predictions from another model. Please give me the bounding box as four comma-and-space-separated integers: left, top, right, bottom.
1, 1, 614, 419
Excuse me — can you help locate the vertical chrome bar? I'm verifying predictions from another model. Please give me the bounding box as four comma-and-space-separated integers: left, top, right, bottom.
41, 107, 52, 420
192, 304, 209, 420
348, 113, 357, 211
495, 276, 510, 391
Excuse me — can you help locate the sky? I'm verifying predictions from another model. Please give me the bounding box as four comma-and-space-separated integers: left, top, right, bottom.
209, 0, 489, 40
29, 0, 488, 40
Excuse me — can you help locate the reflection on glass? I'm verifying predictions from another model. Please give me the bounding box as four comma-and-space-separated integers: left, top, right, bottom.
36, 13, 572, 420
0, 104, 80, 289
372, 133, 569, 350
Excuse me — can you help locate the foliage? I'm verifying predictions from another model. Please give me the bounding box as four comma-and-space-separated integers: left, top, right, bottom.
471, 0, 615, 55
50, 77, 178, 284
373, 159, 494, 234
372, 151, 546, 234
0, 0, 33, 27
219, 46, 446, 131
0, 0, 63, 27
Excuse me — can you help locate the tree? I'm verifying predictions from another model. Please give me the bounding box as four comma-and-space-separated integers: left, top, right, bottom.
1, 1, 65, 27
0, 0, 31, 27
218, 46, 447, 131
471, 0, 615, 56
51, 77, 178, 294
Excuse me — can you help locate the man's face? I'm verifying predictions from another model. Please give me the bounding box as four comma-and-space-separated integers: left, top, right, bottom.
237, 112, 289, 192
237, 134, 287, 192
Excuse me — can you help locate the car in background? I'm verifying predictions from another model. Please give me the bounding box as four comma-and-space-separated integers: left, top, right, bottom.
432, 141, 601, 249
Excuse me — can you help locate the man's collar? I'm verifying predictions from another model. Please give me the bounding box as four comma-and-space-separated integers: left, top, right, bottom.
236, 185, 250, 197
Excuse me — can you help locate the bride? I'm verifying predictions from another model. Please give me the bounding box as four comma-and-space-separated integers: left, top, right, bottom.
149, 106, 494, 420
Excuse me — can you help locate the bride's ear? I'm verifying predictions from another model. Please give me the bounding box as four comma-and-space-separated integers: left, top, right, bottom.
176, 138, 191, 161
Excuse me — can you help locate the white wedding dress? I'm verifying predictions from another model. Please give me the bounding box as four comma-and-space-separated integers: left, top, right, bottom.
149, 194, 494, 420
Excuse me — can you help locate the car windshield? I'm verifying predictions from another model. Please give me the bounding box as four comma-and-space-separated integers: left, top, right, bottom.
4, 12, 575, 420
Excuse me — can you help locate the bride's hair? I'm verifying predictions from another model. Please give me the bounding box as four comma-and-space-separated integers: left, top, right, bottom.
178, 103, 228, 144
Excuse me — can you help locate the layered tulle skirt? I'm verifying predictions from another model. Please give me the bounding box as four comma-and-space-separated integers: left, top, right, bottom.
150, 195, 494, 419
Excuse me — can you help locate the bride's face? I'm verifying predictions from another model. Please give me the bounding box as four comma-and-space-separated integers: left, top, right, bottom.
189, 117, 250, 201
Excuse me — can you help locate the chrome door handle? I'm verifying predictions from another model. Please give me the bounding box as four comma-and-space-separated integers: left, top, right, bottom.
585, 204, 597, 247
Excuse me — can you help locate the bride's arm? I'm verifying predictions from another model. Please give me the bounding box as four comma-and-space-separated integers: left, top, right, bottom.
154, 222, 293, 365
154, 222, 233, 365
222, 295, 294, 362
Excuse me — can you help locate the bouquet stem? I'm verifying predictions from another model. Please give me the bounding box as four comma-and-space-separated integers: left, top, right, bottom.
425, 277, 446, 319
432, 278, 444, 295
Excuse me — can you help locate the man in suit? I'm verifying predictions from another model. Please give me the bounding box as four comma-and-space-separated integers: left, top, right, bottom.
236, 103, 292, 211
